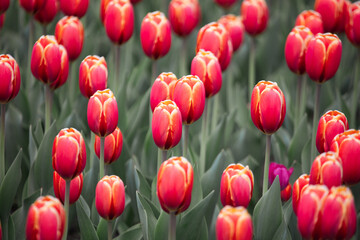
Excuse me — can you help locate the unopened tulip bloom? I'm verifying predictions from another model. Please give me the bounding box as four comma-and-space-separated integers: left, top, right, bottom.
173, 75, 205, 124
346, 2, 360, 47
95, 175, 125, 220
218, 14, 244, 52
140, 11, 171, 60
330, 129, 360, 184
220, 163, 254, 208
79, 55, 108, 98
310, 152, 342, 188
157, 156, 193, 214
26, 196, 65, 240
241, 0, 269, 36
295, 10, 324, 35
31, 35, 69, 90
0, 55, 21, 104
316, 110, 348, 153
168, 0, 201, 37
284, 26, 314, 75
268, 162, 293, 190
87, 89, 118, 137
150, 72, 178, 112
100, 0, 111, 23
216, 206, 253, 240
34, 0, 58, 25
59, 0, 89, 18
314, 0, 350, 33
52, 128, 86, 180
214, 0, 237, 9
55, 16, 84, 61
281, 184, 292, 202
53, 171, 83, 204
95, 127, 123, 164
292, 174, 310, 215
19, 0, 45, 14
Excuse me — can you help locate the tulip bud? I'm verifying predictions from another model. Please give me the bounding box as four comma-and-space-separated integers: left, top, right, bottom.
250, 81, 286, 134
218, 14, 245, 52
346, 2, 360, 47
292, 174, 310, 215
173, 75, 205, 124
104, 0, 134, 45
316, 110, 348, 153
168, 0, 201, 37
268, 162, 293, 190
281, 183, 292, 202
19, 0, 45, 14
53, 171, 83, 204
295, 10, 324, 35
216, 206, 253, 240
330, 129, 360, 184
214, 0, 237, 9
0, 54, 21, 104
196, 22, 233, 71
191, 50, 222, 98
284, 26, 314, 75
310, 152, 343, 188
59, 0, 89, 18
0, 0, 9, 14
305, 33, 342, 83
140, 11, 172, 60
26, 196, 65, 240
241, 0, 269, 36
79, 55, 108, 99
55, 16, 84, 61
152, 100, 182, 150
31, 35, 69, 90
314, 0, 350, 33
87, 89, 118, 137
157, 156, 193, 214
95, 127, 123, 164
52, 128, 87, 180
150, 72, 178, 112
220, 163, 254, 208
100, 0, 111, 23
95, 175, 125, 220
34, 0, 58, 25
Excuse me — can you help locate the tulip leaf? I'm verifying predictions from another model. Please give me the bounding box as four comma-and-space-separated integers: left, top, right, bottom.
76, 199, 99, 240
288, 114, 308, 163
97, 218, 107, 240
28, 125, 38, 166
82, 161, 99, 208
136, 191, 157, 240
114, 223, 143, 240
154, 210, 169, 240
301, 139, 312, 174
272, 219, 291, 240
135, 167, 152, 200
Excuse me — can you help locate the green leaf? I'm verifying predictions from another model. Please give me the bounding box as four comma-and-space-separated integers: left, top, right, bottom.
114, 223, 143, 240
272, 219, 291, 240
76, 198, 99, 240
135, 168, 152, 200
28, 125, 38, 166
301, 139, 312, 174
136, 191, 157, 240
154, 210, 169, 240
82, 162, 99, 208
97, 218, 107, 240
7, 214, 15, 240
288, 114, 308, 163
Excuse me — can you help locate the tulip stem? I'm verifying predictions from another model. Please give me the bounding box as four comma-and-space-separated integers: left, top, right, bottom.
169, 212, 176, 240
180, 37, 187, 76
44, 85, 53, 132
107, 220, 113, 240
311, 83, 321, 165
182, 124, 189, 158
200, 101, 208, 175
63, 180, 70, 240
157, 149, 167, 170
68, 63, 76, 106
211, 94, 219, 131
114, 45, 121, 96
26, 16, 35, 91
295, 75, 304, 129
42, 24, 47, 35
262, 134, 271, 196
152, 60, 157, 83
300, 75, 307, 122
350, 52, 360, 128
162, 150, 167, 162
0, 104, 5, 183
100, 137, 105, 180
248, 37, 256, 103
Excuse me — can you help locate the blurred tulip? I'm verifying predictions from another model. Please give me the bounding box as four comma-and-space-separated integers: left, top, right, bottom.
214, 0, 237, 9
196, 22, 233, 70
250, 81, 286, 134
173, 75, 205, 124
268, 162, 293, 190
220, 163, 254, 208
216, 206, 253, 240
140, 11, 171, 59
316, 110, 348, 153
87, 89, 118, 137
330, 129, 360, 184
314, 0, 350, 33
19, 0, 45, 14
79, 55, 108, 98
218, 14, 245, 52
59, 0, 89, 18
150, 72, 178, 112
95, 127, 123, 164
241, 0, 269, 36
31, 35, 69, 90
95, 175, 125, 220
295, 10, 324, 35
104, 0, 134, 45
100, 0, 111, 23
346, 2, 360, 47
191, 49, 222, 98
168, 0, 201, 37
34, 0, 58, 25
305, 33, 342, 83
0, 54, 21, 104
281, 184, 292, 202
310, 152, 343, 188
53, 171, 83, 204
0, 0, 8, 14
55, 16, 84, 61
0, 13, 4, 29
52, 128, 86, 180
0, 222, 1, 240
26, 196, 65, 240
292, 174, 310, 215
130, 0, 141, 4
284, 26, 314, 75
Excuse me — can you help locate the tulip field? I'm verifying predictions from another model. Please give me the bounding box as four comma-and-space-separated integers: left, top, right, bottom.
1, 0, 360, 239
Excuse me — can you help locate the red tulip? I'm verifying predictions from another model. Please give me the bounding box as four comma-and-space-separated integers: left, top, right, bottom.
95, 127, 123, 164
104, 0, 134, 45
241, 0, 269, 36
55, 16, 84, 61
59, 0, 89, 18
168, 0, 201, 37
130, 0, 141, 4
314, 0, 350, 33
214, 0, 237, 9
316, 110, 348, 153
34, 0, 59, 25
0, 14, 4, 29
157, 156, 193, 214
0, 54, 21, 104
310, 152, 343, 188
52, 128, 86, 180
281, 184, 292, 202
19, 0, 45, 14
305, 33, 342, 83
172, 75, 205, 124
140, 11, 172, 60
53, 171, 83, 204
292, 174, 310, 215
150, 72, 178, 112
87, 89, 118, 137
100, 0, 111, 23
216, 206, 253, 240
31, 35, 69, 90
79, 55, 108, 99
346, 2, 360, 47
25, 196, 65, 240
268, 162, 293, 190
0, 0, 9, 14
0, 222, 2, 240
295, 10, 324, 35
218, 14, 245, 52
284, 26, 314, 75
250, 81, 286, 134
95, 175, 125, 220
